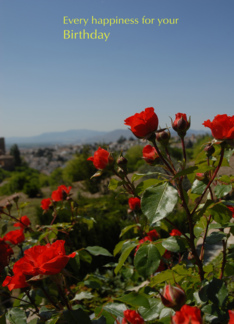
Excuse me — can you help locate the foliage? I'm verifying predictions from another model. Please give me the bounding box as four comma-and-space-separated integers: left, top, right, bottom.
0, 111, 234, 324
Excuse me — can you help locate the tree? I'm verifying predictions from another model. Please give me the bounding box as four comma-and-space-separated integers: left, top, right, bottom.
10, 144, 21, 167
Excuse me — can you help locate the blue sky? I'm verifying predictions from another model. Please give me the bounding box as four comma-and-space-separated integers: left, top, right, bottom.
1, 0, 233, 137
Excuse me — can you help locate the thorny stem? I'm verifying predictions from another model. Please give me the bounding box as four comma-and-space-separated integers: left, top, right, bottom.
219, 229, 227, 280
25, 290, 40, 314
151, 139, 175, 176
199, 215, 212, 262
181, 136, 187, 167
41, 286, 61, 310
165, 147, 176, 173
176, 179, 205, 281
191, 145, 225, 217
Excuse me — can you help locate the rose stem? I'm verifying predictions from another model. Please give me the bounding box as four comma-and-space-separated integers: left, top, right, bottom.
151, 138, 175, 176
219, 229, 227, 280
191, 145, 225, 217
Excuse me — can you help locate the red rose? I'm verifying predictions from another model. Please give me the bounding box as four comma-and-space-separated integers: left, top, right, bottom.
203, 114, 234, 140
147, 229, 159, 240
172, 305, 202, 324
13, 215, 31, 229
161, 284, 186, 310
52, 185, 72, 202
87, 147, 113, 170
0, 238, 13, 272
228, 310, 234, 324
13, 240, 76, 276
142, 145, 159, 165
170, 229, 182, 236
124, 107, 159, 139
227, 205, 234, 218
135, 230, 159, 255
122, 310, 144, 324
3, 229, 25, 245
2, 273, 29, 291
172, 113, 190, 136
128, 197, 141, 211
41, 198, 52, 210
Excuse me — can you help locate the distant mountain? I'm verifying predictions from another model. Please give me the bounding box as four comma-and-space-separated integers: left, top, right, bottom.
5, 128, 209, 148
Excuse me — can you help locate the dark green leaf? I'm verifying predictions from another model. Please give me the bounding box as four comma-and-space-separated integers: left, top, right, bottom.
191, 180, 207, 195
174, 166, 198, 178
116, 292, 150, 308
114, 242, 137, 275
162, 236, 186, 253
135, 179, 162, 195
141, 183, 178, 224
86, 246, 112, 257
206, 231, 226, 244
103, 303, 127, 317
6, 308, 27, 324
120, 224, 140, 238
214, 184, 232, 198
134, 243, 161, 278
108, 178, 123, 190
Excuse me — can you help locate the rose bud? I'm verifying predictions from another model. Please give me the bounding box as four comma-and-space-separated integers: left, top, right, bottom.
5, 201, 12, 213
156, 129, 171, 147
117, 155, 128, 172
204, 143, 215, 156
160, 283, 186, 310
172, 113, 190, 137
142, 145, 159, 165
195, 173, 206, 181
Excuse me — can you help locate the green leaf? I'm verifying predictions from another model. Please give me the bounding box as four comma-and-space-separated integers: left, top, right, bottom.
45, 316, 60, 324
114, 242, 137, 275
103, 303, 127, 317
194, 216, 207, 237
132, 172, 166, 182
206, 231, 226, 244
141, 183, 178, 224
162, 236, 186, 253
120, 224, 140, 238
191, 180, 207, 195
174, 166, 198, 178
135, 179, 162, 195
6, 308, 27, 324
214, 184, 232, 198
78, 250, 92, 263
208, 203, 232, 225
224, 148, 234, 163
72, 291, 94, 301
116, 292, 150, 308
86, 246, 112, 257
134, 243, 161, 278
84, 275, 103, 289
108, 178, 123, 190
138, 298, 161, 321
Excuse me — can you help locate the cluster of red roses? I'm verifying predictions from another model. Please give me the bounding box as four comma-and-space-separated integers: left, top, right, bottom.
122, 307, 234, 324
0, 215, 31, 273
2, 240, 76, 291
41, 184, 72, 211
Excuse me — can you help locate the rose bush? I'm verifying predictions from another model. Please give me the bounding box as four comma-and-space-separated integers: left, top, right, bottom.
1, 109, 234, 323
